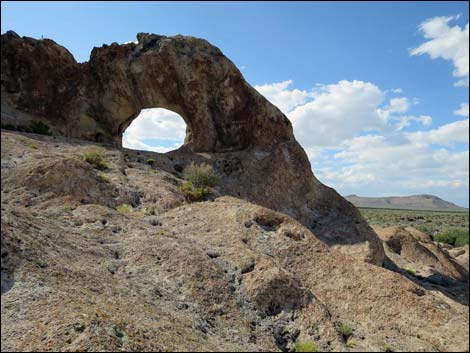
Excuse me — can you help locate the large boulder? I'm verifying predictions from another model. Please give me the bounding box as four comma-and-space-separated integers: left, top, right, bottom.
1, 31, 384, 265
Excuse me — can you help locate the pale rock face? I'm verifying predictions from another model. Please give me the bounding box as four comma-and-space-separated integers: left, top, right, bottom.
1, 31, 384, 265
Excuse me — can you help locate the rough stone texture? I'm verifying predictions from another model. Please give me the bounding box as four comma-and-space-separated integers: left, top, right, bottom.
373, 226, 468, 283
1, 31, 384, 265
448, 245, 469, 272
1, 131, 469, 352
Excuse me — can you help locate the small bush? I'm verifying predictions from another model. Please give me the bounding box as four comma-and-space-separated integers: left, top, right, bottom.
25, 142, 38, 149
29, 121, 52, 135
295, 341, 317, 352
83, 148, 107, 170
384, 343, 394, 352
405, 268, 416, 276
146, 158, 155, 166
340, 324, 353, 340
182, 162, 218, 188
433, 229, 469, 247
97, 172, 110, 183
63, 203, 72, 212
116, 204, 133, 214
181, 181, 209, 202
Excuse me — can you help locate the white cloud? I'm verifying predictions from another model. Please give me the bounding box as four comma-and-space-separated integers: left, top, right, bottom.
322, 132, 469, 202
257, 80, 432, 149
407, 118, 469, 146
394, 115, 432, 131
122, 108, 186, 152
454, 103, 469, 117
256, 79, 469, 206
287, 80, 386, 148
254, 80, 313, 113
411, 15, 469, 86
122, 134, 179, 153
386, 97, 410, 113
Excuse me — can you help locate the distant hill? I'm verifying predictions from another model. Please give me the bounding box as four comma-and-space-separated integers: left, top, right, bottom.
345, 194, 468, 212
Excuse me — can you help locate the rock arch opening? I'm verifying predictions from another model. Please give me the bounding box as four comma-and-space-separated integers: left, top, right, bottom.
122, 108, 188, 153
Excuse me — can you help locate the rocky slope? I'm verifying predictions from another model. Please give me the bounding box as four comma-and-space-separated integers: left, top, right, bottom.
345, 195, 467, 212
1, 130, 469, 352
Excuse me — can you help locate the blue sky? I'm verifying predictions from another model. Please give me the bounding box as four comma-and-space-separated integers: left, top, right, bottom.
2, 1, 469, 206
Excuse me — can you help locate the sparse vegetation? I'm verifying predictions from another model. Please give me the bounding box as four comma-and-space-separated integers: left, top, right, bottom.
83, 148, 108, 170
384, 343, 394, 352
146, 158, 155, 166
116, 204, 133, 214
97, 172, 110, 183
405, 268, 417, 276
25, 142, 38, 149
182, 162, 218, 188
181, 181, 209, 202
295, 340, 317, 352
340, 323, 353, 340
359, 207, 468, 238
433, 229, 469, 247
63, 203, 72, 212
180, 162, 218, 202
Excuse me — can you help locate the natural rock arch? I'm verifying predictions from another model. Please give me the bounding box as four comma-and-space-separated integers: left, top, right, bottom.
1, 31, 291, 153
1, 31, 384, 265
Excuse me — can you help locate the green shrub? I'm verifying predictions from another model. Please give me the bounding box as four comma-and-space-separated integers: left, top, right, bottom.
181, 181, 209, 202
384, 343, 394, 352
83, 148, 107, 170
295, 341, 317, 352
340, 324, 353, 340
405, 268, 416, 276
97, 172, 110, 183
182, 162, 218, 188
117, 204, 133, 214
29, 121, 52, 135
146, 158, 155, 166
433, 229, 469, 247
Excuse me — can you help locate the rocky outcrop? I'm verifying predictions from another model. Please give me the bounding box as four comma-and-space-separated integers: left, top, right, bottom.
373, 226, 469, 283
1, 31, 384, 264
1, 131, 468, 352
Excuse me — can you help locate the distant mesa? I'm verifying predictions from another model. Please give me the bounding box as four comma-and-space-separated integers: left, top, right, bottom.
345, 194, 467, 211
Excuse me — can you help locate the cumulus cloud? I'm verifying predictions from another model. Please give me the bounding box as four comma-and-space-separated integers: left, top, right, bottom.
258, 80, 432, 149
256, 79, 469, 206
254, 80, 313, 113
122, 108, 186, 152
288, 80, 386, 148
407, 118, 469, 146
410, 15, 469, 86
454, 103, 469, 117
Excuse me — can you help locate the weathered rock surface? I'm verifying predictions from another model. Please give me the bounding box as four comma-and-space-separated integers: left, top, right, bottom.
447, 245, 469, 272
1, 131, 469, 352
1, 31, 383, 265
373, 226, 468, 282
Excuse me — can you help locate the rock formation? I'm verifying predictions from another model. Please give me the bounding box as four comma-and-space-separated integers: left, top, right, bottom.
1, 31, 384, 265
373, 226, 468, 282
